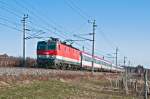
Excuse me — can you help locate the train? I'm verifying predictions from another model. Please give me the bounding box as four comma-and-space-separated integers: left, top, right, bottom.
37, 37, 124, 72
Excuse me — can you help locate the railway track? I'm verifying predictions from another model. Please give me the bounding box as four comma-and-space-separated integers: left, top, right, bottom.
0, 67, 119, 77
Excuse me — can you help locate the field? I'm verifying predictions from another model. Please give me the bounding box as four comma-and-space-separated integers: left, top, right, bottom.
0, 67, 145, 99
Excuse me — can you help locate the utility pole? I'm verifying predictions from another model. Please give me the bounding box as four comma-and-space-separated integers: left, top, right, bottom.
88, 20, 97, 74
115, 47, 118, 67
22, 14, 28, 67
124, 56, 128, 95
144, 69, 148, 99
114, 47, 119, 88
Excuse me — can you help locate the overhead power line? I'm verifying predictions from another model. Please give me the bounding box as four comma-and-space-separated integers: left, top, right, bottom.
64, 0, 89, 21
98, 28, 117, 49
0, 15, 48, 40
69, 0, 92, 20
0, 16, 21, 26
0, 22, 21, 32
73, 32, 113, 57
26, 30, 46, 40
0, 16, 48, 40
13, 0, 73, 40
0, 6, 21, 19
21, 0, 68, 31
74, 34, 92, 41
28, 21, 67, 40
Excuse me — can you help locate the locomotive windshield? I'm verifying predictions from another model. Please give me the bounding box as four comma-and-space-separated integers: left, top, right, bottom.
37, 41, 47, 50
37, 41, 56, 50
48, 42, 56, 50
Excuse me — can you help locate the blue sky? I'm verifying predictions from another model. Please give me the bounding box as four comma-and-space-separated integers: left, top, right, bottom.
0, 0, 150, 67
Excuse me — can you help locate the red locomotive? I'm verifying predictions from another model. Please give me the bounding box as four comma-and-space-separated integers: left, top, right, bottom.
37, 38, 81, 69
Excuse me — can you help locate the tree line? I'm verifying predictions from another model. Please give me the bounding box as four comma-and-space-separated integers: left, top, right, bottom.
0, 54, 36, 67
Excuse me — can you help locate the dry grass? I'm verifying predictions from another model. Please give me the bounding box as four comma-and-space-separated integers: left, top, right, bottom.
0, 79, 139, 99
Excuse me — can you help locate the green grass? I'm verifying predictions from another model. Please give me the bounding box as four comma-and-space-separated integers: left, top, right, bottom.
0, 79, 139, 99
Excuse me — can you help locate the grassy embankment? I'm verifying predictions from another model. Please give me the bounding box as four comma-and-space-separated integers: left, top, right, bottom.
0, 78, 139, 99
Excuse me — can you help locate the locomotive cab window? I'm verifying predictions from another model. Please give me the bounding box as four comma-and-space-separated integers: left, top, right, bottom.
37, 45, 46, 50
48, 42, 56, 50
37, 42, 47, 50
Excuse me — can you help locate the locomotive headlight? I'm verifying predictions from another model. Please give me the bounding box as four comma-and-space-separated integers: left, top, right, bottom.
52, 56, 56, 59
49, 55, 55, 59
38, 55, 42, 58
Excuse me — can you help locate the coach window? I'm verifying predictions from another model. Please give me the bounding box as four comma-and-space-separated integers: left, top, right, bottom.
109, 64, 111, 67
96, 60, 98, 64
98, 60, 100, 64
95, 60, 97, 64
99, 61, 101, 64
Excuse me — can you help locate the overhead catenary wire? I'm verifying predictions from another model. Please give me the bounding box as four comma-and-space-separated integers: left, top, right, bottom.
0, 16, 21, 26
0, 6, 22, 19
21, 0, 68, 31
0, 1, 24, 18
0, 15, 51, 40
69, 0, 93, 20
13, 0, 74, 40
0, 1, 45, 35
73, 31, 111, 57
64, 0, 90, 21
70, 22, 89, 34
0, 22, 22, 32
100, 30, 117, 49
26, 30, 46, 39
13, 0, 56, 30
30, 21, 68, 40
0, 3, 47, 42
85, 41, 114, 58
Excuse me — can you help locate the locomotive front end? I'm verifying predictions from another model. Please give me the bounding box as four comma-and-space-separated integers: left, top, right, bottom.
37, 40, 57, 68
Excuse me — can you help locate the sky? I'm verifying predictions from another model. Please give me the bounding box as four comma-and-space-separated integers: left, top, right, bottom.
0, 0, 150, 67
